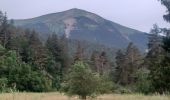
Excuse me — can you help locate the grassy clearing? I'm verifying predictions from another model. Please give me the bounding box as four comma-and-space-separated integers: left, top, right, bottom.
0, 92, 169, 100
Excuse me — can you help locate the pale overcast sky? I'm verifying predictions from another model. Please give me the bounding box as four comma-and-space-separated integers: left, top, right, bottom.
0, 0, 169, 32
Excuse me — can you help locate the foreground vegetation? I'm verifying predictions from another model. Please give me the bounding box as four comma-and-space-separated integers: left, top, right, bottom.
0, 92, 169, 100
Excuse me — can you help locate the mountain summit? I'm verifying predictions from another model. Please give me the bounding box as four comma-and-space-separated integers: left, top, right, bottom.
14, 8, 148, 50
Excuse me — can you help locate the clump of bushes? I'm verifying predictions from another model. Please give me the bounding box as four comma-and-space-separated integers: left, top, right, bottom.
61, 61, 114, 99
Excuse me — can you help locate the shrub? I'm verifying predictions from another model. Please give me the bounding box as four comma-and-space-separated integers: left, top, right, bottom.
0, 47, 52, 92
96, 75, 114, 94
62, 61, 100, 99
0, 78, 8, 92
135, 68, 152, 94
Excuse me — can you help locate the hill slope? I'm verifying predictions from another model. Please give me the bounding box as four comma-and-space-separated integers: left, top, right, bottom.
14, 8, 148, 51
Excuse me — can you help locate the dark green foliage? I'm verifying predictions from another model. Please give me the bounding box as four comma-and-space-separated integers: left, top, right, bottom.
2, 9, 167, 95
0, 78, 8, 92
0, 45, 52, 92
145, 25, 163, 69
90, 50, 100, 72
159, 0, 170, 22
146, 0, 170, 93
96, 75, 114, 94
90, 50, 111, 75
62, 61, 113, 99
0, 12, 10, 48
115, 43, 142, 85
151, 57, 170, 93
0, 11, 67, 92
146, 24, 169, 94
115, 50, 124, 83
46, 33, 69, 89
125, 43, 142, 85
62, 61, 99, 99
135, 68, 152, 94
46, 34, 60, 62
162, 36, 170, 52
74, 43, 85, 62
149, 28, 170, 93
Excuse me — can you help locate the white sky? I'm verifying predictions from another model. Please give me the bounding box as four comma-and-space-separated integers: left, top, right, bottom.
0, 0, 169, 32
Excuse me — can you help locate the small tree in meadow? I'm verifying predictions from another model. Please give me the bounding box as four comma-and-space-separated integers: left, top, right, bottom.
62, 61, 100, 99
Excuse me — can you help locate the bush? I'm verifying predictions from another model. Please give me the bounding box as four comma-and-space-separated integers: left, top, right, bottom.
96, 75, 114, 94
113, 85, 133, 94
61, 61, 99, 99
135, 68, 152, 94
61, 61, 117, 99
0, 48, 52, 92
0, 78, 8, 92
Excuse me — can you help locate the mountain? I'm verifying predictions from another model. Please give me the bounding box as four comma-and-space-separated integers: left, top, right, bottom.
14, 8, 148, 51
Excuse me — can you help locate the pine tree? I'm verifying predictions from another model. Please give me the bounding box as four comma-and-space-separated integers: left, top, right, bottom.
159, 0, 170, 23
0, 12, 10, 48
90, 50, 100, 72
27, 31, 54, 85
46, 33, 69, 87
60, 34, 69, 72
90, 51, 110, 75
116, 43, 142, 85
125, 43, 142, 84
29, 31, 48, 70
74, 42, 85, 62
115, 49, 125, 83
146, 24, 163, 68
147, 0, 170, 93
98, 51, 110, 75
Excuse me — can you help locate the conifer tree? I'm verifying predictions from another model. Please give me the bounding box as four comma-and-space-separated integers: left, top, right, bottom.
74, 42, 85, 62
90, 50, 100, 72
90, 51, 110, 75
116, 43, 142, 85
46, 33, 69, 87
115, 49, 124, 83
98, 51, 109, 75
0, 12, 10, 48
146, 24, 163, 69
147, 0, 170, 93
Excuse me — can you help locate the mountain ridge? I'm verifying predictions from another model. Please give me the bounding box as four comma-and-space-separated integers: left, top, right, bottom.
13, 8, 148, 51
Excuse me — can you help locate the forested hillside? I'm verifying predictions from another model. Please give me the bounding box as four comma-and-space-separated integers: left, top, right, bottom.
14, 8, 148, 51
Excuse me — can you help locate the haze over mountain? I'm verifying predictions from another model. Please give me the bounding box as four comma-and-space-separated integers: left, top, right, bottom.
14, 8, 148, 51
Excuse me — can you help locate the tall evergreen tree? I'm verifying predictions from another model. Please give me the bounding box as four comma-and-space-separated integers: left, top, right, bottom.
74, 42, 85, 62
116, 43, 142, 85
46, 33, 69, 88
0, 12, 10, 48
98, 51, 110, 75
29, 31, 48, 70
125, 43, 142, 84
159, 0, 170, 23
146, 24, 163, 68
27, 31, 54, 84
90, 50, 100, 72
60, 34, 69, 72
90, 51, 110, 75
115, 49, 125, 83
147, 0, 170, 93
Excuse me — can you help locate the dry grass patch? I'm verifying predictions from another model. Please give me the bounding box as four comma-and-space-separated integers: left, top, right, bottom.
98, 94, 170, 100
0, 92, 169, 100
